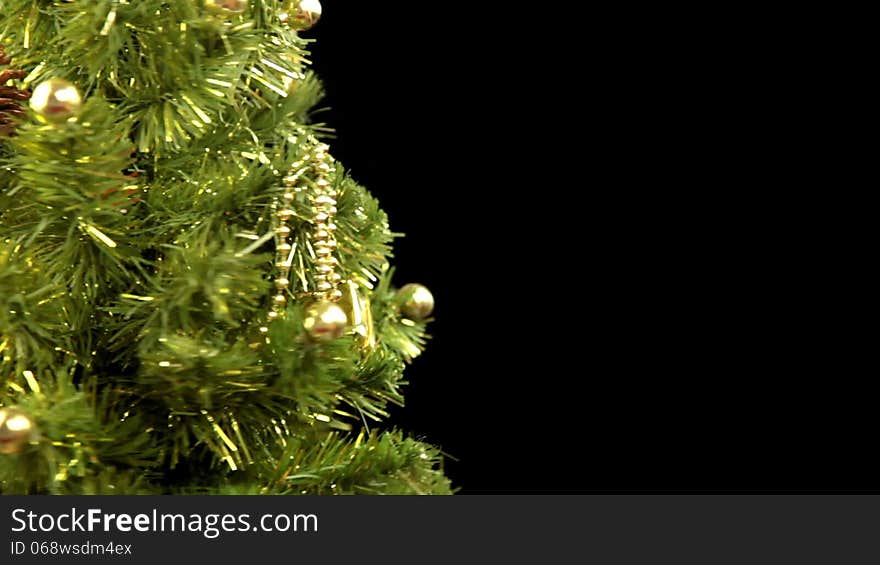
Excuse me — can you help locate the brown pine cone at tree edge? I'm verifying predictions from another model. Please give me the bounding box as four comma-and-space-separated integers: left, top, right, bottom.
0, 45, 30, 137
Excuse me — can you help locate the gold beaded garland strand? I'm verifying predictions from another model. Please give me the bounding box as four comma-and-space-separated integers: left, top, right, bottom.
308, 143, 343, 303
268, 139, 348, 339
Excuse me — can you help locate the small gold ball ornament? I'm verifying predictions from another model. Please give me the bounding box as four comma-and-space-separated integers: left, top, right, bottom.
397, 283, 435, 320
0, 407, 36, 455
280, 0, 322, 31
204, 0, 248, 16
29, 78, 82, 123
303, 301, 348, 341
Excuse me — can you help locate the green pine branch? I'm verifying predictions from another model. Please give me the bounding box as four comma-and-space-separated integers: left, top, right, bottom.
0, 0, 449, 495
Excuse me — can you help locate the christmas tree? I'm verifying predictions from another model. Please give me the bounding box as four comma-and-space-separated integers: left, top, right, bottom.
0, 0, 450, 495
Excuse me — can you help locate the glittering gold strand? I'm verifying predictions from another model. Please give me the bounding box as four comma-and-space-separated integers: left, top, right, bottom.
262, 137, 383, 345
268, 138, 344, 326
308, 144, 343, 303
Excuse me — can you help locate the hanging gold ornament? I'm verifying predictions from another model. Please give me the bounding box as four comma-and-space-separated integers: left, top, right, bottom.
29, 78, 82, 123
204, 0, 248, 16
397, 283, 435, 320
279, 0, 322, 31
339, 279, 376, 348
0, 406, 36, 455
303, 301, 348, 341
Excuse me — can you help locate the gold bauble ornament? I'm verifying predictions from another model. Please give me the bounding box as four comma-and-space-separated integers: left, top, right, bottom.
0, 407, 35, 455
397, 283, 435, 320
29, 78, 82, 123
280, 0, 322, 31
303, 301, 348, 341
204, 0, 248, 16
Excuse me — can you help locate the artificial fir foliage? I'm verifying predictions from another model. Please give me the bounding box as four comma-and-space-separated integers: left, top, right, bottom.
0, 1, 449, 495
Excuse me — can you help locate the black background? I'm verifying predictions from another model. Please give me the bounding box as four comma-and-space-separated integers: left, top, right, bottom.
308, 3, 526, 493
308, 4, 870, 493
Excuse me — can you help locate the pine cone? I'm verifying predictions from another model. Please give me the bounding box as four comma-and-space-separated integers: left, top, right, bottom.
1, 45, 29, 137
